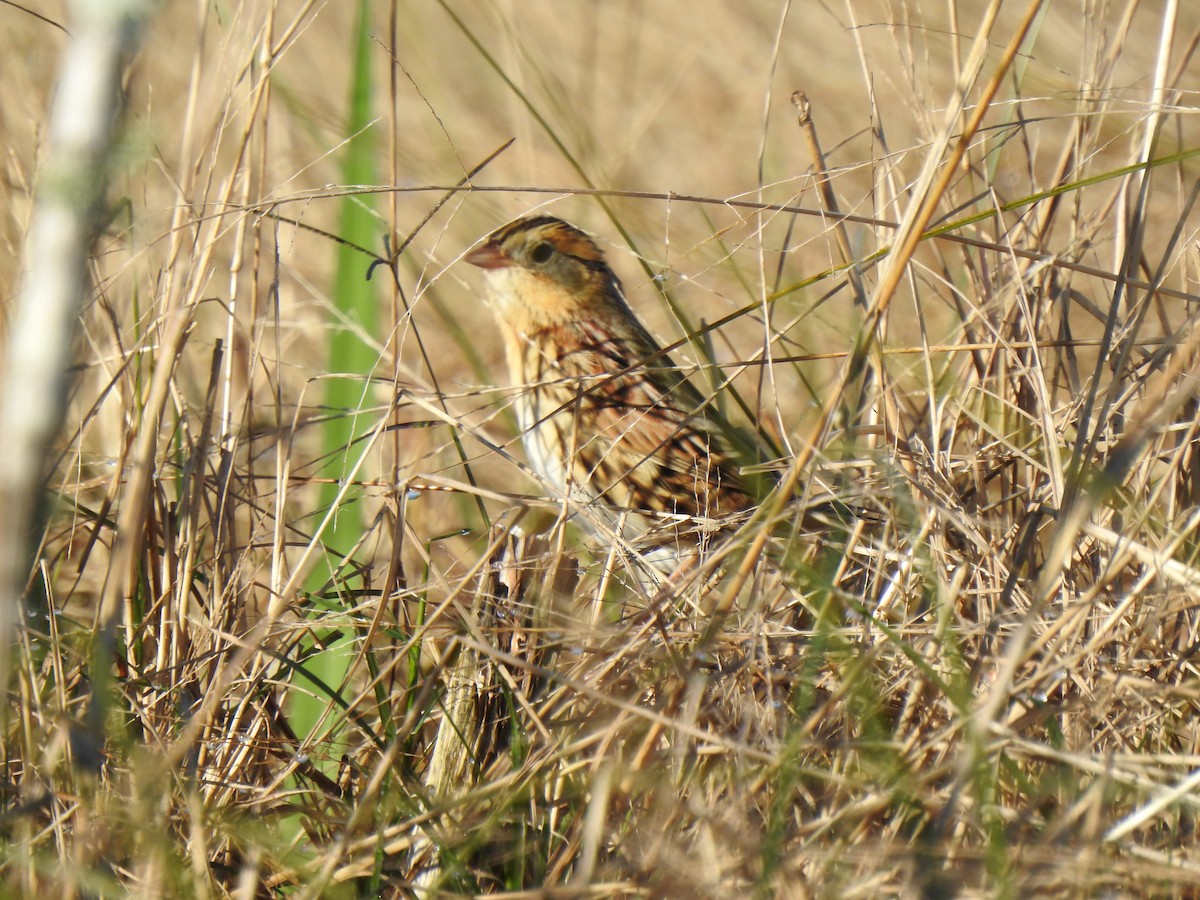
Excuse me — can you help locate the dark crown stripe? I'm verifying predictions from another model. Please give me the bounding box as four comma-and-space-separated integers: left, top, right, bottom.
492, 215, 573, 243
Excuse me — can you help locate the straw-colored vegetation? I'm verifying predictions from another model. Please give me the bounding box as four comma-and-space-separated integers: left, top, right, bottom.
4, 0, 1200, 896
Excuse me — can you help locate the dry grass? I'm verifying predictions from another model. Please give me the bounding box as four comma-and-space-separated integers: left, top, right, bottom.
4, 0, 1200, 896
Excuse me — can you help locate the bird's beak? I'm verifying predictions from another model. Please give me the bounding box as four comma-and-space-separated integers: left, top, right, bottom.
465, 241, 512, 270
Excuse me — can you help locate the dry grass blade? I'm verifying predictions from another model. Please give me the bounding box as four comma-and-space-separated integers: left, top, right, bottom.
0, 0, 151, 701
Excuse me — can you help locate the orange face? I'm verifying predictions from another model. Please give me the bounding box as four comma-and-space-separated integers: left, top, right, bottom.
466, 216, 625, 334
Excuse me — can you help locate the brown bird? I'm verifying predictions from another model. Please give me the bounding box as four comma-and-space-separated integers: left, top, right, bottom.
466, 215, 755, 568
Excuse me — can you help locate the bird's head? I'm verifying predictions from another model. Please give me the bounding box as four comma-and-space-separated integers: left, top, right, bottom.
466, 215, 626, 332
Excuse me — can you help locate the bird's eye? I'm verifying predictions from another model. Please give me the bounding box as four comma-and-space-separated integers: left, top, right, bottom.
529, 241, 554, 264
